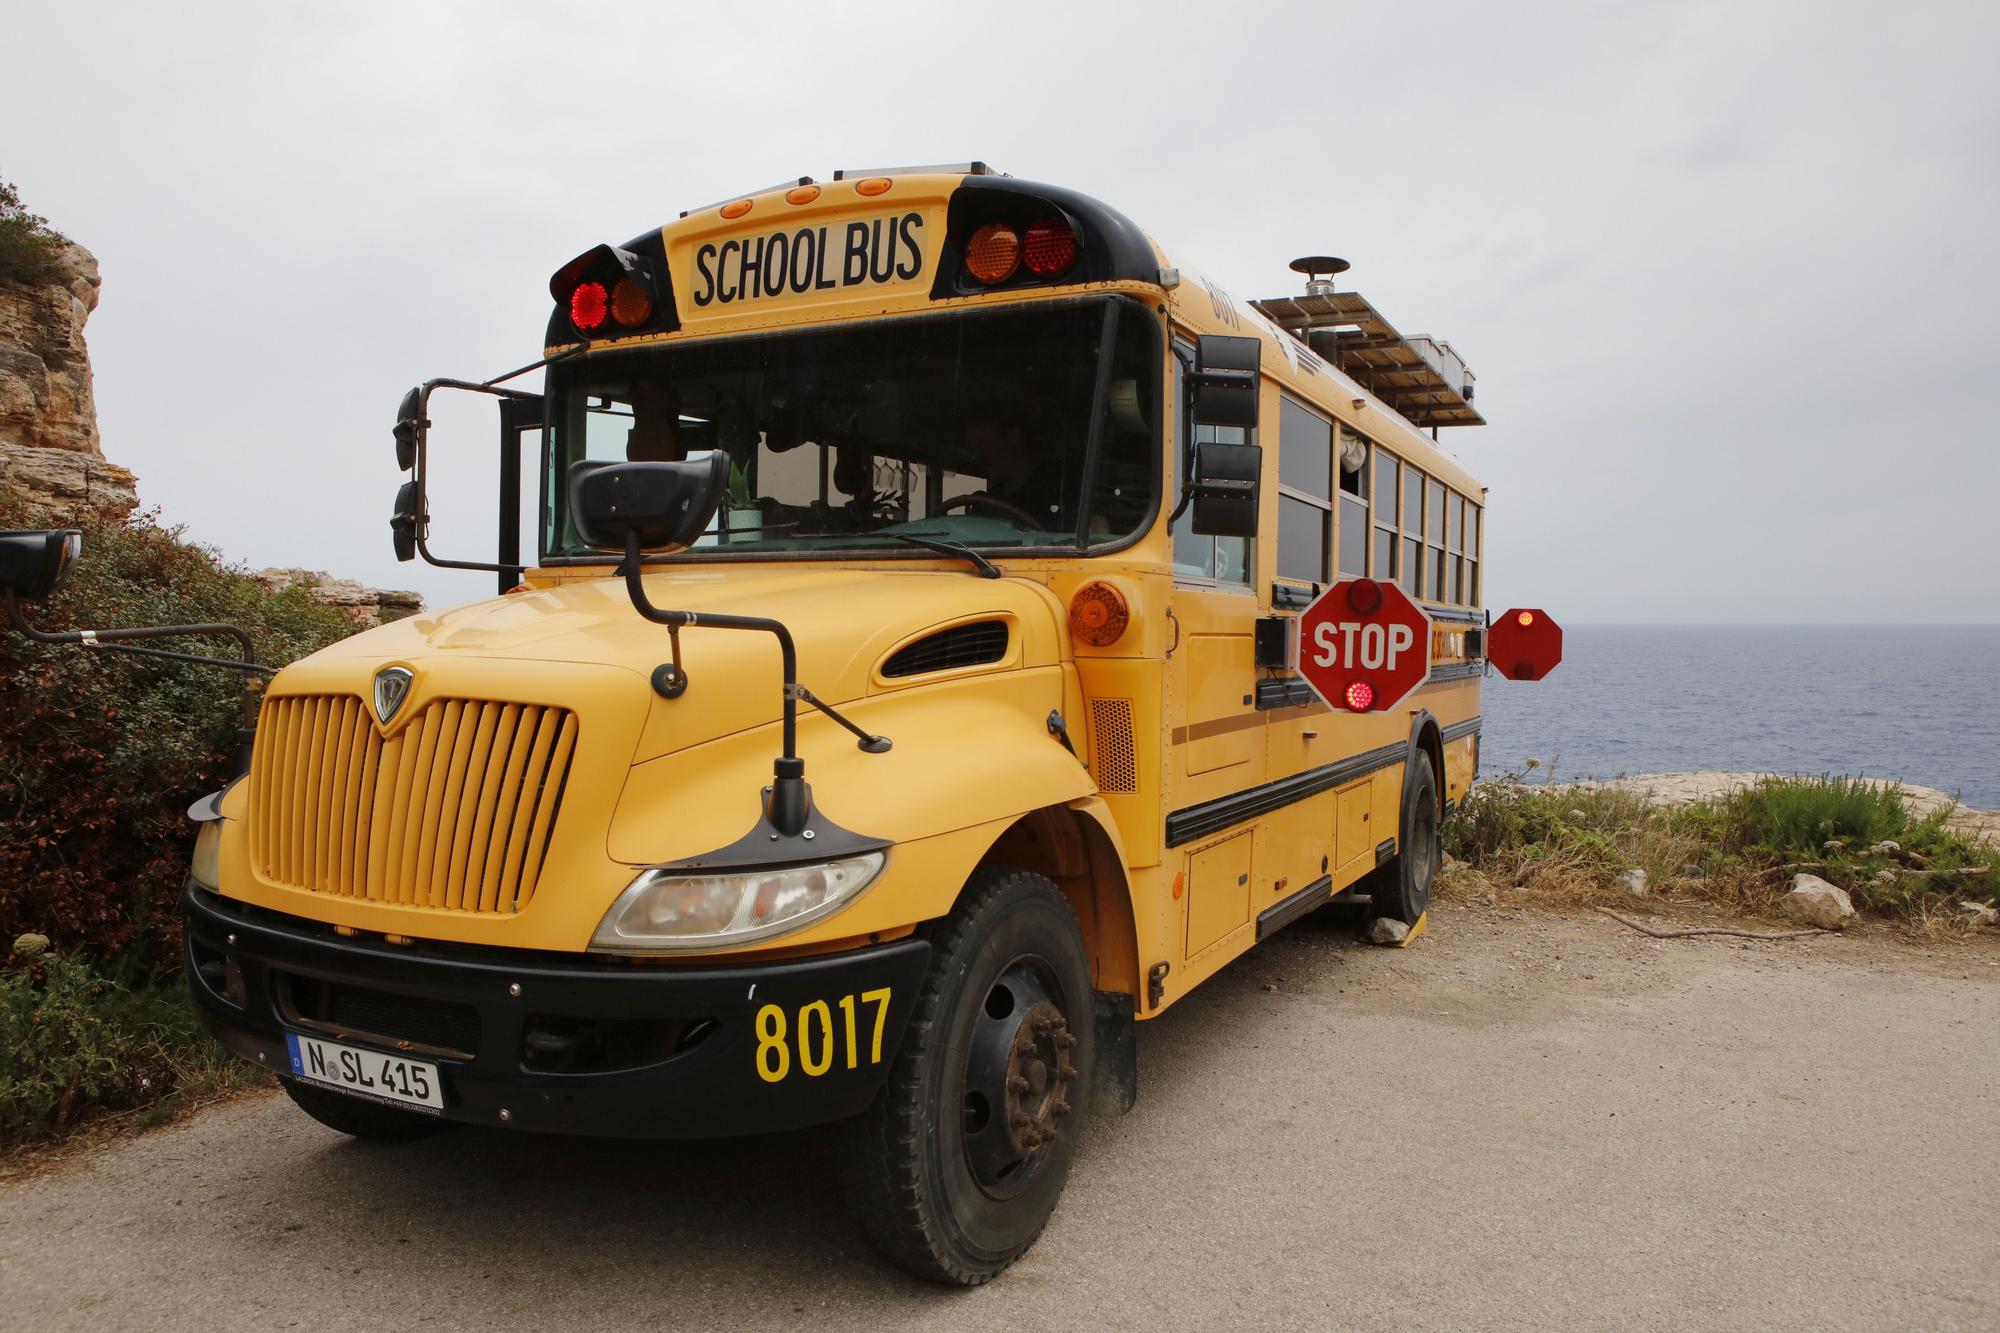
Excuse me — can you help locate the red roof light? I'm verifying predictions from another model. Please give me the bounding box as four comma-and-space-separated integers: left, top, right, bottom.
570, 281, 608, 332
1022, 217, 1077, 276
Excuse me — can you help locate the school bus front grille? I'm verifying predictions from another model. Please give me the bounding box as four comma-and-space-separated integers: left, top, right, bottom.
250, 694, 579, 914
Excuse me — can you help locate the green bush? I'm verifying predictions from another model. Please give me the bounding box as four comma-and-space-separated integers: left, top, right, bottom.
1716, 774, 1911, 858
0, 946, 262, 1147
0, 175, 68, 284
0, 499, 357, 976
1711, 775, 1998, 914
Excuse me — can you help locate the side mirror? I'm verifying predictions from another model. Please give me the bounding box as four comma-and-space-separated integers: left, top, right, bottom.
0, 529, 83, 603
390, 481, 419, 562
1191, 334, 1261, 429
1190, 442, 1261, 537
568, 456, 730, 553
393, 386, 423, 472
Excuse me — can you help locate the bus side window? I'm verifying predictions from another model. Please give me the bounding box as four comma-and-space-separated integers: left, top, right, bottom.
1276, 396, 1332, 585
1337, 426, 1368, 577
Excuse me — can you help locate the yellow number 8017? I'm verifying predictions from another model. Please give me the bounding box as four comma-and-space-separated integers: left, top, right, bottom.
755, 988, 892, 1084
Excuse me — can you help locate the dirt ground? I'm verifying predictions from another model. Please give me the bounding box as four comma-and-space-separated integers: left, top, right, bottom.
2, 901, 1995, 1331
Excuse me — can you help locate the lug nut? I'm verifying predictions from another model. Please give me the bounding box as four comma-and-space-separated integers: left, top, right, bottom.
1007, 1076, 1030, 1094
1054, 1031, 1075, 1050
1058, 1062, 1079, 1080
1052, 1099, 1072, 1117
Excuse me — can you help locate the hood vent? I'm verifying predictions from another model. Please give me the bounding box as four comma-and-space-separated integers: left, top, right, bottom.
881, 621, 1009, 678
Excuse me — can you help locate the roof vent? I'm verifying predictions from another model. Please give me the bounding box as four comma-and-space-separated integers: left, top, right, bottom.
1289, 255, 1350, 298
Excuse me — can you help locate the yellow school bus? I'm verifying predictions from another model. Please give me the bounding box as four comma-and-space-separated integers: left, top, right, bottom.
2, 165, 1501, 1284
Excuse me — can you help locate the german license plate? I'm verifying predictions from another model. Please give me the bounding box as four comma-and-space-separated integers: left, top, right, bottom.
284, 1032, 444, 1113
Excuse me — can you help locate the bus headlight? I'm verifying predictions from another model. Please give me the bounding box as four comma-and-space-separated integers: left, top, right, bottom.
190, 820, 222, 890
590, 852, 886, 953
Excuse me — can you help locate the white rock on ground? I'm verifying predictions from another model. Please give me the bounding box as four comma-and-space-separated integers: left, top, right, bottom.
1958, 900, 1999, 928
1782, 874, 1856, 930
1617, 868, 1649, 897
1365, 917, 1410, 946
1868, 841, 1902, 857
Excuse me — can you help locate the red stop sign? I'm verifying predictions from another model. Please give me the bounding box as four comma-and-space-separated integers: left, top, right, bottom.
1297, 578, 1433, 713
1488, 607, 1562, 680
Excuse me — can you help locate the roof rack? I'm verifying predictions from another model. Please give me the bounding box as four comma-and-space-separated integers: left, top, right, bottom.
833, 162, 997, 180
1252, 259, 1483, 428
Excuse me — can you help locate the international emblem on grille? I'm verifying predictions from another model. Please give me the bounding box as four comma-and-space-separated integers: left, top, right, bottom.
373, 666, 413, 724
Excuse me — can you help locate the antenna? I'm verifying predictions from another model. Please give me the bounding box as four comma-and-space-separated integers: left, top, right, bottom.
1288, 255, 1350, 297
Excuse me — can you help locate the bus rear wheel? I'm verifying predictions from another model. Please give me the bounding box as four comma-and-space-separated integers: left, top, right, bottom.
1370, 749, 1441, 926
840, 865, 1093, 1285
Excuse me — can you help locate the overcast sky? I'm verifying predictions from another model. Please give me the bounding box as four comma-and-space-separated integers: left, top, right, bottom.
6, 0, 1995, 623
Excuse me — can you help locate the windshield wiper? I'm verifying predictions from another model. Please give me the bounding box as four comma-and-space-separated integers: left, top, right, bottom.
877, 532, 1002, 579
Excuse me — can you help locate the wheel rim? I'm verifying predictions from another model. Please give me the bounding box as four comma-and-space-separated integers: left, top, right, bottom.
958, 958, 1078, 1199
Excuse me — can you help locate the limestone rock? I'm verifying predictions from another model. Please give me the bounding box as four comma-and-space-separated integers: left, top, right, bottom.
252, 568, 422, 629
1782, 874, 1855, 930
0, 442, 138, 516
0, 240, 105, 465
12, 932, 50, 957
1958, 900, 1999, 929
1617, 868, 1649, 897
1867, 841, 1902, 857
1365, 917, 1410, 946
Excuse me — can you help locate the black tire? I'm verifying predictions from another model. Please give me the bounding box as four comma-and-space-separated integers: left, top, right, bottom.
1371, 749, 1442, 925
840, 866, 1094, 1286
280, 1077, 456, 1143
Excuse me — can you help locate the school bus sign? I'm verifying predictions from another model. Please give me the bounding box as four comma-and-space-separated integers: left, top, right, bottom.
1297, 577, 1433, 713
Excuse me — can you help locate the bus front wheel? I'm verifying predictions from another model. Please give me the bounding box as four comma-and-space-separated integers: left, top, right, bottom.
840, 865, 1094, 1285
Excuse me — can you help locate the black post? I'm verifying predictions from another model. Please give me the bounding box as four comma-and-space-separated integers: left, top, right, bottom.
497, 397, 541, 594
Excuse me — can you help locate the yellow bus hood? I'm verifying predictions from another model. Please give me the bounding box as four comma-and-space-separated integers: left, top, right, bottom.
299, 565, 1066, 761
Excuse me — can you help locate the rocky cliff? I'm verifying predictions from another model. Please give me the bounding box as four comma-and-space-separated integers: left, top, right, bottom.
0, 222, 419, 625
0, 240, 138, 516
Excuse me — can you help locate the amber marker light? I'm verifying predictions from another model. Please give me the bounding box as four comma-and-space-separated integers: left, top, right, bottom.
609, 277, 653, 327
1516, 610, 1536, 627
786, 184, 821, 205
965, 222, 1021, 284
854, 177, 893, 197
719, 199, 753, 219
1069, 582, 1129, 646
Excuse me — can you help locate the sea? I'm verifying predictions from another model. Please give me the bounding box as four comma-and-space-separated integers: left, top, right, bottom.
1474, 625, 2000, 810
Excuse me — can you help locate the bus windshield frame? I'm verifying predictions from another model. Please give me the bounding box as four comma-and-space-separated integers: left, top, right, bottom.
537, 295, 1161, 567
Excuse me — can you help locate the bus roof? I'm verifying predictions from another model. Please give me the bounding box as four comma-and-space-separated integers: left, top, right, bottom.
545, 170, 1487, 498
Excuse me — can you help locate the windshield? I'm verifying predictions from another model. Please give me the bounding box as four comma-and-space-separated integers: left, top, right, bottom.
542, 299, 1157, 560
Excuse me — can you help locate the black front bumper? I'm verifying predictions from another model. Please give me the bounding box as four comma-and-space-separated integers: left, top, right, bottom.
183, 885, 931, 1139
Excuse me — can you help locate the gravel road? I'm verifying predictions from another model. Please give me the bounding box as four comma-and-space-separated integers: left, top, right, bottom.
4, 903, 1996, 1331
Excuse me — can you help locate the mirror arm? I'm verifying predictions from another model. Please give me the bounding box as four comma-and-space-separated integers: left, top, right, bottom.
5, 588, 271, 728
407, 376, 542, 578
615, 533, 890, 835
1169, 344, 1198, 523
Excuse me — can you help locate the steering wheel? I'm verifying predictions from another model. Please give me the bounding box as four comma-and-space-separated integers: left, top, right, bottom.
939, 491, 1043, 529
